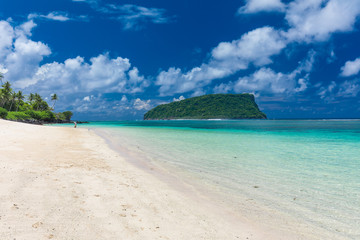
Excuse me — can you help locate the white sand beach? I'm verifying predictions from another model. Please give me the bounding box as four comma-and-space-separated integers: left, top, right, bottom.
0, 119, 276, 240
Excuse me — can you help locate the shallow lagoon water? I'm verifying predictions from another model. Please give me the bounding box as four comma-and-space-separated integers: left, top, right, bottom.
76, 120, 360, 238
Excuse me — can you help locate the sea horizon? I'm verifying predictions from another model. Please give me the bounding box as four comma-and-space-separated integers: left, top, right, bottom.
71, 118, 360, 123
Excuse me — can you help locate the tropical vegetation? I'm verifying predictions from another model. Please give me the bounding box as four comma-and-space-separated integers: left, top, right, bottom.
144, 93, 267, 120
0, 74, 73, 122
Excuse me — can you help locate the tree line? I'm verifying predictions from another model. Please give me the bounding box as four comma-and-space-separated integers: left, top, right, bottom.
0, 73, 72, 122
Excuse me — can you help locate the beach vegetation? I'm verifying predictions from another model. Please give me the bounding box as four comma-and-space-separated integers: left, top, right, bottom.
0, 77, 73, 122
62, 111, 73, 121
0, 107, 8, 118
6, 111, 32, 121
51, 93, 58, 110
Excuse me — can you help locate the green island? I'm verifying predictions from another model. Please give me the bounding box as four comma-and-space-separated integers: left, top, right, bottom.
0, 74, 73, 123
144, 93, 267, 120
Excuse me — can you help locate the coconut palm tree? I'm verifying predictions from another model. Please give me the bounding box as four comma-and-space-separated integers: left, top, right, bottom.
34, 93, 42, 111
1, 81, 12, 109
28, 93, 34, 103
9, 92, 16, 111
51, 93, 58, 111
16, 91, 24, 111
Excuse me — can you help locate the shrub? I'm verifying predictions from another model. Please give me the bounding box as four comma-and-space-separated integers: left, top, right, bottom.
6, 111, 31, 121
39, 110, 56, 122
55, 112, 66, 121
24, 110, 55, 122
0, 107, 8, 119
25, 110, 42, 120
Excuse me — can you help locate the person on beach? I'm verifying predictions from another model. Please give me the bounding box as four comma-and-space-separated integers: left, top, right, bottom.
74, 121, 77, 128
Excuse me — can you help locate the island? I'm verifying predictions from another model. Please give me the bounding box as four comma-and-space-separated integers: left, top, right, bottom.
144, 93, 267, 120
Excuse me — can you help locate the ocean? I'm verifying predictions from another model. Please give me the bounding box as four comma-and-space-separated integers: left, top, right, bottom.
73, 120, 360, 239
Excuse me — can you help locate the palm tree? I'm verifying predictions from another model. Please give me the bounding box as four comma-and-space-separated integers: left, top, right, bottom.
34, 93, 42, 111
51, 93, 58, 111
1, 81, 12, 109
9, 92, 16, 111
28, 93, 34, 103
16, 91, 24, 112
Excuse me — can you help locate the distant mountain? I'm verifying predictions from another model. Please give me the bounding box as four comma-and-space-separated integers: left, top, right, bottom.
144, 94, 267, 120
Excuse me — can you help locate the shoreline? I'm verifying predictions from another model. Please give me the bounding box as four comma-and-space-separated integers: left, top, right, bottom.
0, 119, 268, 239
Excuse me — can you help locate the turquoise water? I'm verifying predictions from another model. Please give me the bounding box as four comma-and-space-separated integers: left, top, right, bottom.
76, 120, 360, 238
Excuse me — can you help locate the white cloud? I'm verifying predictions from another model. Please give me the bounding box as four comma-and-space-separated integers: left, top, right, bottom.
211, 27, 286, 66
0, 21, 14, 59
191, 89, 206, 97
238, 0, 360, 43
318, 79, 360, 101
0, 20, 51, 88
213, 83, 232, 94
156, 0, 360, 98
337, 80, 360, 97
121, 95, 128, 102
0, 19, 149, 112
238, 0, 285, 14
106, 4, 171, 30
28, 12, 71, 22
156, 66, 230, 96
285, 0, 360, 42
173, 96, 185, 102
216, 50, 316, 96
133, 98, 151, 110
27, 54, 149, 96
83, 95, 94, 102
73, 0, 172, 30
69, 94, 154, 120
318, 81, 336, 100
233, 68, 305, 95
156, 27, 286, 96
340, 57, 360, 77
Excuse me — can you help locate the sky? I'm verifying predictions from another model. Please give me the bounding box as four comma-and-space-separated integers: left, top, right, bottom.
1, 0, 360, 120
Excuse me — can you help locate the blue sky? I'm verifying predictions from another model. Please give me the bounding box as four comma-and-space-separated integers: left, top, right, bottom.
1, 0, 360, 120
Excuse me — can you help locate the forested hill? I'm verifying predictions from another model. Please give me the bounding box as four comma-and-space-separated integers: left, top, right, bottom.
144, 94, 267, 120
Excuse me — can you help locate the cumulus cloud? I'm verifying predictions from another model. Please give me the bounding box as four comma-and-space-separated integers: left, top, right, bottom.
173, 96, 185, 102
156, 27, 286, 96
285, 0, 360, 42
340, 57, 360, 77
239, 0, 360, 43
0, 20, 51, 88
233, 67, 309, 95
0, 19, 150, 118
156, 0, 360, 98
215, 50, 316, 96
27, 54, 149, 96
211, 27, 286, 66
0, 21, 14, 57
238, 0, 285, 14
133, 98, 152, 110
